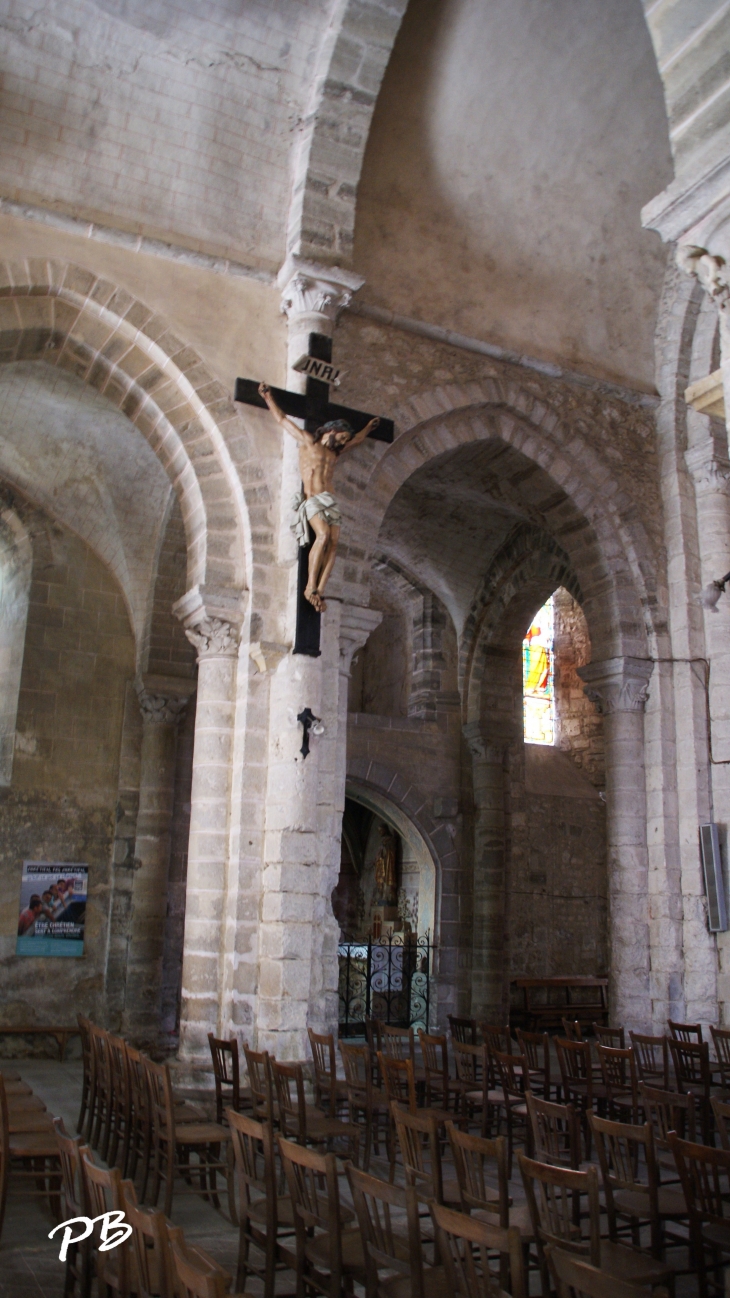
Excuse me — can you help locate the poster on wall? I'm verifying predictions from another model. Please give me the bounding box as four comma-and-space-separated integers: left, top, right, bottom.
16, 862, 88, 957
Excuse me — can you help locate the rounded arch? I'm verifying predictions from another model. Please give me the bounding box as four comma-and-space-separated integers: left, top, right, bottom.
345, 769, 446, 947
0, 259, 253, 598
341, 377, 660, 664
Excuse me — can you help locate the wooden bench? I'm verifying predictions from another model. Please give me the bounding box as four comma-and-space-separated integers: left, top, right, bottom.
0, 1026, 81, 1061
510, 977, 609, 1032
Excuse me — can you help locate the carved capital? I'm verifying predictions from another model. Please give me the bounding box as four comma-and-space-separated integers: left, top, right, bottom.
578, 657, 653, 715
185, 616, 240, 660
462, 720, 510, 763
339, 605, 383, 677
685, 442, 730, 493
277, 255, 364, 328
173, 585, 246, 662
677, 246, 730, 315
136, 674, 195, 725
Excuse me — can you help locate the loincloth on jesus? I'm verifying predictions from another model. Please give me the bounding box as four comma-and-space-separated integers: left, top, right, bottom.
291, 490, 342, 547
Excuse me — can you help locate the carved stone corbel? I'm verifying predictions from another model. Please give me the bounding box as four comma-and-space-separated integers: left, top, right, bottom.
249, 640, 290, 675
277, 255, 364, 331
578, 657, 653, 715
339, 605, 383, 678
136, 674, 195, 725
172, 585, 246, 662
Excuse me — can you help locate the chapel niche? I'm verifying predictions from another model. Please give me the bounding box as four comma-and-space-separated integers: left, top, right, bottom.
332, 797, 421, 942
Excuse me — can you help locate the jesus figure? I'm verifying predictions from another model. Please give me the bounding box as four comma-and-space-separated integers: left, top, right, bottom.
258, 382, 379, 610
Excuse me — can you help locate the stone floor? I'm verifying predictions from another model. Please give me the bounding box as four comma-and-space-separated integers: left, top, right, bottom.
0, 1057, 706, 1296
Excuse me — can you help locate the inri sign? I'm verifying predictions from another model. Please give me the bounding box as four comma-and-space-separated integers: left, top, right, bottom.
293, 354, 343, 386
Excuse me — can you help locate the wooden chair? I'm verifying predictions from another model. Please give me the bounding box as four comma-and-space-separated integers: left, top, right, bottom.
446, 1120, 533, 1241
278, 1135, 365, 1298
640, 1082, 697, 1180
709, 1025, 730, 1092
430, 1199, 527, 1298
271, 1058, 360, 1162
418, 1030, 458, 1114
448, 1014, 477, 1045
340, 1041, 389, 1171
106, 1033, 131, 1174
594, 1025, 626, 1049
525, 1091, 583, 1170
143, 1054, 231, 1218
711, 1095, 730, 1150
379, 1051, 418, 1114
480, 1023, 512, 1055
668, 1130, 730, 1298
54, 1118, 91, 1298
77, 1014, 93, 1139
555, 1037, 607, 1154
365, 1017, 384, 1081
515, 1028, 551, 1099
630, 1032, 670, 1092
346, 1161, 439, 1298
545, 1245, 671, 1298
208, 1035, 250, 1125
382, 1023, 426, 1084
308, 1027, 348, 1118
227, 1108, 295, 1298
1, 1075, 61, 1230
125, 1044, 152, 1198
89, 1023, 112, 1159
589, 1111, 687, 1261
491, 1048, 530, 1174
169, 1234, 242, 1298
668, 1038, 720, 1142
668, 1019, 703, 1044
392, 1104, 460, 1211
120, 1179, 175, 1298
596, 1044, 640, 1124
561, 1018, 584, 1042
518, 1151, 675, 1298
81, 1152, 130, 1298
451, 1040, 500, 1136
243, 1045, 276, 1123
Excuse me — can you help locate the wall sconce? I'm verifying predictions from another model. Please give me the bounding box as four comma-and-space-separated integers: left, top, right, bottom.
701, 571, 730, 612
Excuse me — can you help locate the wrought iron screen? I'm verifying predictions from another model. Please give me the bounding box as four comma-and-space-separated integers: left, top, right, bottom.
338, 932, 432, 1035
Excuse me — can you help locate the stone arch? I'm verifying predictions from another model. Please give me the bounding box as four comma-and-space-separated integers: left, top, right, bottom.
0, 259, 252, 602
286, 0, 409, 265
341, 378, 660, 663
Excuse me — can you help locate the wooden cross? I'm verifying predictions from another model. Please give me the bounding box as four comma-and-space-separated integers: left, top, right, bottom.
234, 332, 393, 657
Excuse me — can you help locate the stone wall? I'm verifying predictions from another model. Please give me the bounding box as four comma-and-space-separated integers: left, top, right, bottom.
0, 495, 135, 1048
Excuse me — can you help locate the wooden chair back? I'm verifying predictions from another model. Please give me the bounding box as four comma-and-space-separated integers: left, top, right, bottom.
712, 1095, 730, 1151
430, 1199, 526, 1298
418, 1030, 450, 1109
518, 1150, 601, 1269
640, 1081, 697, 1148
561, 1018, 583, 1042
121, 1179, 174, 1298
226, 1109, 281, 1296
243, 1045, 275, 1123
365, 1017, 384, 1058
378, 1052, 417, 1113
446, 1121, 507, 1223
525, 1092, 582, 1169
392, 1105, 443, 1204
710, 1025, 730, 1091
667, 1131, 730, 1276
382, 1023, 414, 1063
589, 1113, 657, 1247
448, 1015, 477, 1045
555, 1037, 593, 1103
77, 1013, 93, 1137
668, 1019, 703, 1044
270, 1060, 307, 1144
492, 1047, 528, 1101
347, 1163, 423, 1298
339, 1041, 372, 1104
515, 1028, 550, 1095
169, 1236, 231, 1298
479, 1022, 512, 1055
53, 1118, 91, 1296
545, 1245, 671, 1298
668, 1038, 712, 1093
106, 1032, 130, 1170
278, 1134, 346, 1298
596, 1044, 638, 1115
125, 1043, 151, 1198
207, 1034, 240, 1124
81, 1151, 129, 1294
88, 1023, 111, 1156
452, 1040, 483, 1088
629, 1031, 670, 1090
308, 1027, 338, 1117
593, 1024, 625, 1049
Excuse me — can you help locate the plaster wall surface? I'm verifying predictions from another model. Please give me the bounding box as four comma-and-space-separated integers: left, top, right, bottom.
354, 0, 673, 388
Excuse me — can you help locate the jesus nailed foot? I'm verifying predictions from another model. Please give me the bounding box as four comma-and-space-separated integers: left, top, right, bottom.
305, 587, 326, 612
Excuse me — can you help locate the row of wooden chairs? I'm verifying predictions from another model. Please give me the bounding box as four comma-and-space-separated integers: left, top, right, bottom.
79, 1017, 232, 1218
0, 1068, 62, 1241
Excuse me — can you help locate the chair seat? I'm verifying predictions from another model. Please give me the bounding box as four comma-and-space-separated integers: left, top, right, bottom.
703, 1221, 730, 1252
9, 1130, 60, 1158
4, 1081, 33, 1096
599, 1239, 675, 1287
248, 1195, 296, 1228
8, 1113, 55, 1134
442, 1178, 462, 1206
465, 1089, 503, 1107
307, 1113, 360, 1142
474, 1202, 534, 1241
175, 1100, 208, 1123
614, 1186, 688, 1219
306, 1226, 366, 1274
0, 1069, 21, 1081
173, 1121, 229, 1145
7, 1096, 46, 1112
383, 1263, 448, 1298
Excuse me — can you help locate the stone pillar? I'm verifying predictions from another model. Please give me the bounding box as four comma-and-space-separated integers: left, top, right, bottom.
257, 256, 372, 1059
123, 675, 193, 1045
173, 587, 245, 1071
463, 720, 512, 1024
578, 657, 653, 1030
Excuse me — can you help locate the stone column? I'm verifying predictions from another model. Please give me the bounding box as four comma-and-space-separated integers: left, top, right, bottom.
463, 720, 512, 1024
173, 587, 245, 1071
123, 675, 193, 1045
578, 657, 653, 1030
257, 257, 372, 1059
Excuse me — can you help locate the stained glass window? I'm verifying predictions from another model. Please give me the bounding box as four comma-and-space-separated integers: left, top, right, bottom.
523, 596, 555, 745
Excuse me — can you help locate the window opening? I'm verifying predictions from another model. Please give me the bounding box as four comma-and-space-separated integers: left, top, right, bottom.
523, 595, 555, 745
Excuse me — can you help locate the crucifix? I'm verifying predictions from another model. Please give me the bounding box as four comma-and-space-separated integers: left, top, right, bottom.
235, 332, 393, 657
